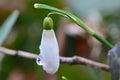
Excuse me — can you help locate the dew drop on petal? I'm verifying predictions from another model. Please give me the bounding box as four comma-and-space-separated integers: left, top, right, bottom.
36, 56, 41, 65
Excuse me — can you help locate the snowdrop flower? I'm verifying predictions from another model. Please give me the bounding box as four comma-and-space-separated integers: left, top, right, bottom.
36, 17, 60, 74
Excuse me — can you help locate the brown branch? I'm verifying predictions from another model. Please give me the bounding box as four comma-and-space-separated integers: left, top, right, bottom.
0, 47, 110, 71
60, 56, 110, 71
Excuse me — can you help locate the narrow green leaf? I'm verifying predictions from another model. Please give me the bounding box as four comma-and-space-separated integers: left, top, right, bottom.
0, 10, 19, 45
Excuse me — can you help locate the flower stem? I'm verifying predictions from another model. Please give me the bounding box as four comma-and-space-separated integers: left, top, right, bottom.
34, 3, 113, 49
93, 34, 113, 48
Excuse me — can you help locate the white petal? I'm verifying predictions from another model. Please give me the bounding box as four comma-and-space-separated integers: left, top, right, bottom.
36, 29, 59, 74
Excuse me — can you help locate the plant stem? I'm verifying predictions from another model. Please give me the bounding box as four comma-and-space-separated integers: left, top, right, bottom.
93, 34, 113, 49
34, 3, 113, 49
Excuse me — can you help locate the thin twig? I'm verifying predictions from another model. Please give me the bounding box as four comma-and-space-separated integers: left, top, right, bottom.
0, 47, 37, 59
60, 56, 109, 71
0, 47, 110, 71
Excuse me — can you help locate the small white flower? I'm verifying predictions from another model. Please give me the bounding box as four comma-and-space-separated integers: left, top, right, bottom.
36, 29, 60, 74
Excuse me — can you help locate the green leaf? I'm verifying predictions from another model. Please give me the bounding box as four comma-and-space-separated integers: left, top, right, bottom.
0, 10, 19, 45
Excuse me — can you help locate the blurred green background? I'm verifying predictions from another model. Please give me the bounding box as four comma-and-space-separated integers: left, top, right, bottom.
0, 0, 120, 80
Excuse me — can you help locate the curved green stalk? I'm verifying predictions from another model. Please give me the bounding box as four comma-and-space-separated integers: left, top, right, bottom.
34, 3, 113, 49
47, 12, 69, 19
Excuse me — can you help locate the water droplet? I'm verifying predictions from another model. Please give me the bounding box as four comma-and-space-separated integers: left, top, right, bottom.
36, 56, 41, 65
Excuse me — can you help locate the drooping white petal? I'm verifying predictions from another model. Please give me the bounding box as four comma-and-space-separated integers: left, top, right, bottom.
36, 29, 59, 74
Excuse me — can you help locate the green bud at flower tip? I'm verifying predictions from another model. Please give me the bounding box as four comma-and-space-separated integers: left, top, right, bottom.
43, 17, 53, 30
